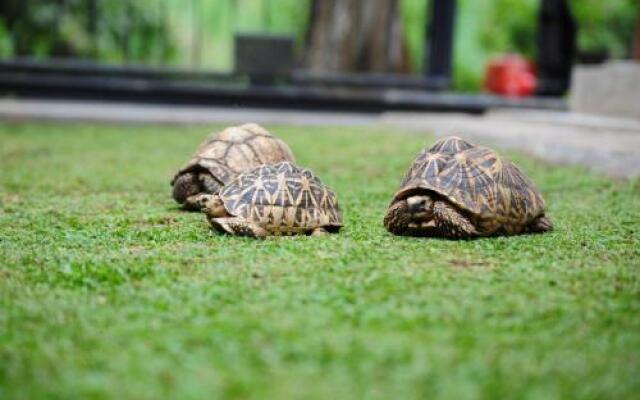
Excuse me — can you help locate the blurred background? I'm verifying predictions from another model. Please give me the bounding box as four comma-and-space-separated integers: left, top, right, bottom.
0, 0, 637, 91
0, 0, 639, 131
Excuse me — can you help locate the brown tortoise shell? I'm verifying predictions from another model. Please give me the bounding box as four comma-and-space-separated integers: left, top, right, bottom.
390, 136, 547, 235
218, 162, 343, 234
171, 123, 295, 188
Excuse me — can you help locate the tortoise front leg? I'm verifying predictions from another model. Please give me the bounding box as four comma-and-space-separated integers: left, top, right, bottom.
433, 201, 480, 239
384, 200, 412, 235
210, 217, 269, 238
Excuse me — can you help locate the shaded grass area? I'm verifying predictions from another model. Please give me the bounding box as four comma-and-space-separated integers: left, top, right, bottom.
0, 122, 639, 399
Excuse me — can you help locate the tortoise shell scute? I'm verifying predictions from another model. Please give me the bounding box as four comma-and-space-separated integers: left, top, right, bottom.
220, 162, 343, 230
428, 136, 476, 154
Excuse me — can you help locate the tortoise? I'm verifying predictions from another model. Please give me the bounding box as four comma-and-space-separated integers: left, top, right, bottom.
200, 162, 343, 238
171, 123, 295, 210
383, 136, 552, 239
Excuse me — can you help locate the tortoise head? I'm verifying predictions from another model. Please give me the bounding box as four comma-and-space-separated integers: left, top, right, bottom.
384, 193, 437, 235
200, 194, 227, 218
406, 195, 435, 223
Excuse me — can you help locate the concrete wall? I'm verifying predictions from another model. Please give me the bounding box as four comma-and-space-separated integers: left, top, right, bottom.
570, 61, 640, 121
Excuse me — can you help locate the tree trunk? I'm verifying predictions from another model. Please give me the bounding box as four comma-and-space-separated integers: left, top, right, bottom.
304, 0, 408, 73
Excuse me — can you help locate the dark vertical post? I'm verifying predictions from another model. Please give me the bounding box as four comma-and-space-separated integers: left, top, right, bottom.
425, 0, 456, 90
13, 0, 28, 55
535, 0, 576, 96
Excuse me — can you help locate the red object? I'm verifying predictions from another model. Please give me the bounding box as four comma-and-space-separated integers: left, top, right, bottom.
484, 55, 537, 97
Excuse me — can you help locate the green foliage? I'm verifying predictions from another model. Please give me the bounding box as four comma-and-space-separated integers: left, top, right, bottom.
0, 20, 13, 57
0, 0, 175, 63
96, 0, 176, 64
1, 122, 639, 399
571, 0, 638, 57
400, 0, 429, 72
479, 0, 539, 58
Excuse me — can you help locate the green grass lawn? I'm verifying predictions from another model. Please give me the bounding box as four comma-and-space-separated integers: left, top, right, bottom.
1, 122, 639, 399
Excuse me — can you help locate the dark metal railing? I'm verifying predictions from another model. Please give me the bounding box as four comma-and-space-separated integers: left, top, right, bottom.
0, 1, 567, 113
